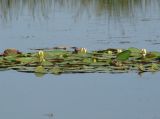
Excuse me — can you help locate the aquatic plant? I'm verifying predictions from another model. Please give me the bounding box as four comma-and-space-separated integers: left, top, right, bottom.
0, 47, 160, 76
37, 50, 46, 63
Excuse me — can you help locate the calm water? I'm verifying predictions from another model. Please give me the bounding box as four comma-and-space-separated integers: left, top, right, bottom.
0, 0, 160, 119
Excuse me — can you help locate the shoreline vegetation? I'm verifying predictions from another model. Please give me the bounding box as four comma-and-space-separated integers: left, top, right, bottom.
0, 0, 159, 21
0, 47, 160, 77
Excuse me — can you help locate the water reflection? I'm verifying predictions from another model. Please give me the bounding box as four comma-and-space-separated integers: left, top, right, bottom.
0, 0, 160, 52
0, 0, 53, 22
0, 0, 160, 21
43, 113, 55, 119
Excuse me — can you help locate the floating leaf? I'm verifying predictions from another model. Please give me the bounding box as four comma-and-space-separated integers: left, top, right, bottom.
47, 50, 67, 56
128, 47, 141, 52
151, 51, 160, 57
41, 61, 53, 66
116, 50, 131, 61
83, 58, 92, 63
128, 47, 141, 57
17, 57, 33, 64
3, 56, 17, 62
146, 51, 160, 59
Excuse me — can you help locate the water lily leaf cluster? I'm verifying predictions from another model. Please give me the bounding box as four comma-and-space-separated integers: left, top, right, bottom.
0, 47, 160, 76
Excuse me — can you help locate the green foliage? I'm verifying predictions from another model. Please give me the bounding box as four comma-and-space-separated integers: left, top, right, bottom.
41, 61, 53, 66
0, 47, 160, 77
116, 50, 131, 61
17, 57, 33, 64
128, 47, 141, 53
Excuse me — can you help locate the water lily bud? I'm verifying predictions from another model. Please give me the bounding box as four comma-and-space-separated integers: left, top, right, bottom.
93, 58, 97, 63
80, 48, 83, 53
107, 50, 112, 54
83, 48, 87, 53
141, 49, 147, 57
117, 49, 122, 53
59, 54, 63, 58
38, 50, 44, 56
38, 50, 45, 62
80, 48, 87, 54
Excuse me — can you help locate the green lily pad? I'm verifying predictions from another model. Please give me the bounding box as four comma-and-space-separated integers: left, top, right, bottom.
116, 50, 131, 61
146, 51, 160, 59
128, 47, 141, 53
128, 47, 141, 57
17, 57, 33, 64
41, 61, 53, 66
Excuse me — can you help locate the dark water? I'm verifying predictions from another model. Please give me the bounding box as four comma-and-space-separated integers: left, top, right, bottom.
0, 0, 160, 119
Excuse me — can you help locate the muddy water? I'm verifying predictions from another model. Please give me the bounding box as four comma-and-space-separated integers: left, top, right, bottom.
0, 0, 160, 119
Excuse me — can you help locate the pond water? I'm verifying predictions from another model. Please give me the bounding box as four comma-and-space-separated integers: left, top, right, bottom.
0, 0, 160, 119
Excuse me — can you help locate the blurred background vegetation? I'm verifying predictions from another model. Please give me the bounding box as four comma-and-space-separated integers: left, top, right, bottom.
0, 0, 159, 21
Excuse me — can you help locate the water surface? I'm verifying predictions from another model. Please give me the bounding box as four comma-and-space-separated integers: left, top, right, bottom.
0, 0, 160, 51
0, 0, 160, 119
1, 71, 160, 119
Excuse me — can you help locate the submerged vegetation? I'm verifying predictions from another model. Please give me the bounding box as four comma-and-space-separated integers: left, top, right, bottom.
0, 47, 160, 77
